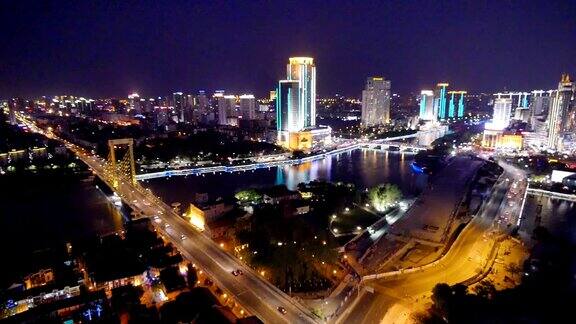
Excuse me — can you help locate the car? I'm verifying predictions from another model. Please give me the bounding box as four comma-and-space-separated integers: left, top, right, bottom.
232, 269, 243, 276
165, 223, 170, 228
277, 306, 287, 314
181, 234, 187, 240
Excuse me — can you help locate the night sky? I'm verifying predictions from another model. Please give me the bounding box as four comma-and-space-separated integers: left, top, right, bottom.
1, 0, 575, 98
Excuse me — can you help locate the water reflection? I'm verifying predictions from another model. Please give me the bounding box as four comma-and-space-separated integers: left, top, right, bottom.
146, 149, 427, 206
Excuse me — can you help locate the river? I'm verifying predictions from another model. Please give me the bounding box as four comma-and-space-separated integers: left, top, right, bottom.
143, 149, 429, 206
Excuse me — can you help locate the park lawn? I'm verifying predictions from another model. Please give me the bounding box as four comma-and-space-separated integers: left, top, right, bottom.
331, 207, 382, 234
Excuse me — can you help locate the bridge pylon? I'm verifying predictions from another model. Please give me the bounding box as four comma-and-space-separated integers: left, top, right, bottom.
107, 138, 136, 188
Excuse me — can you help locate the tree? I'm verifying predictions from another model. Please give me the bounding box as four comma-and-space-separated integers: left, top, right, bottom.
234, 189, 262, 203
186, 263, 198, 288
368, 184, 402, 212
473, 280, 495, 299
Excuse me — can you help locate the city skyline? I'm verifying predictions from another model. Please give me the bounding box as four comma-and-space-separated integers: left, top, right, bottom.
0, 1, 575, 98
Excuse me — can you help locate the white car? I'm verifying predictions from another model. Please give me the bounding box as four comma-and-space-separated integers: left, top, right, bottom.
181, 234, 187, 240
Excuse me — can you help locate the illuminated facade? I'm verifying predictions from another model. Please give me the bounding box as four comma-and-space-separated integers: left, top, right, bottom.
419, 90, 435, 120
173, 92, 184, 122
433, 83, 449, 120
277, 57, 322, 149
287, 57, 316, 128
486, 98, 512, 130
448, 91, 466, 118
239, 94, 256, 120
128, 93, 140, 114
214, 91, 227, 125
361, 77, 391, 126
547, 74, 575, 150
482, 130, 523, 150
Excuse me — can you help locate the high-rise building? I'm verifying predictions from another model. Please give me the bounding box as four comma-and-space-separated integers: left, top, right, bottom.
277, 57, 316, 134
128, 93, 140, 114
447, 91, 467, 119
214, 91, 227, 126
276, 57, 329, 150
277, 80, 300, 137
433, 83, 449, 120
239, 94, 256, 120
224, 95, 237, 117
419, 90, 435, 121
490, 98, 512, 130
547, 74, 575, 150
286, 57, 316, 128
530, 90, 553, 117
361, 77, 391, 126
173, 92, 184, 122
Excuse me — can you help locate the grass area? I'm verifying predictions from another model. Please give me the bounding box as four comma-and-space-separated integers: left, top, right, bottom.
330, 206, 382, 234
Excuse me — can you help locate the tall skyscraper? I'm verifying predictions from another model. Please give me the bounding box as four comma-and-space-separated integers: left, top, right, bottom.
277, 80, 300, 136
492, 98, 512, 130
277, 58, 316, 134
239, 94, 256, 120
224, 95, 237, 117
361, 77, 391, 126
419, 90, 435, 120
547, 74, 575, 150
447, 91, 467, 119
433, 83, 449, 120
128, 93, 140, 114
286, 57, 316, 128
173, 92, 184, 122
276, 57, 327, 150
214, 91, 227, 126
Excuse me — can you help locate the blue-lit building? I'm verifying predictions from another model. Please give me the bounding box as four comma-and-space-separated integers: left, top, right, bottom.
276, 57, 328, 150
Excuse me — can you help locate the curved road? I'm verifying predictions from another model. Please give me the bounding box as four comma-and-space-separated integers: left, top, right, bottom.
339, 167, 520, 324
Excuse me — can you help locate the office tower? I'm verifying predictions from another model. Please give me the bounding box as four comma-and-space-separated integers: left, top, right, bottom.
286, 57, 316, 128
361, 77, 391, 126
239, 94, 256, 120
276, 57, 329, 150
276, 80, 301, 137
214, 91, 227, 125
173, 92, 184, 122
197, 91, 209, 113
547, 74, 575, 150
224, 95, 237, 117
433, 83, 449, 120
419, 90, 435, 120
447, 91, 467, 119
128, 93, 140, 114
492, 98, 512, 129
494, 92, 531, 109
457, 92, 466, 118
530, 90, 552, 117
448, 92, 456, 118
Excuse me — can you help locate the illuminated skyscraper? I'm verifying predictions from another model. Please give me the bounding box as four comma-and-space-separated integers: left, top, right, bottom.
277, 80, 300, 138
286, 57, 316, 128
491, 98, 512, 130
448, 91, 467, 119
214, 91, 227, 125
361, 77, 391, 126
277, 57, 317, 144
239, 94, 256, 120
433, 83, 449, 120
128, 93, 140, 114
419, 90, 435, 120
547, 74, 575, 150
457, 92, 466, 118
173, 92, 184, 122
